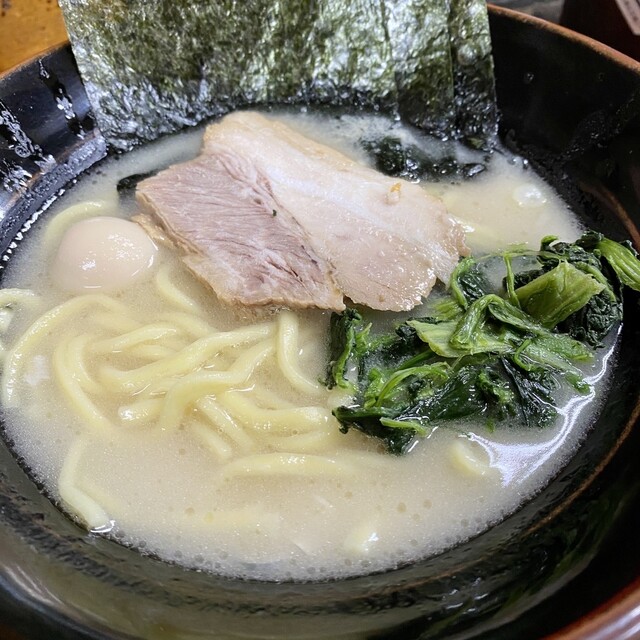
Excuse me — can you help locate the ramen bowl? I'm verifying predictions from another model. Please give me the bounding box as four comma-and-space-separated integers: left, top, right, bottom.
0, 6, 639, 639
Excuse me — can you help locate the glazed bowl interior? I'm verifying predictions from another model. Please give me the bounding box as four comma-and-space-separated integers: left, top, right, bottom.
0, 7, 640, 640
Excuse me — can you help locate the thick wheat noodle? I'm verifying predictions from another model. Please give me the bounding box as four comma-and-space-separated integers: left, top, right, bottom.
190, 419, 234, 461
118, 397, 164, 424
3, 272, 348, 535
155, 262, 204, 313
77, 477, 129, 521
276, 310, 323, 397
219, 453, 359, 479
90, 323, 181, 355
196, 397, 256, 451
1, 288, 339, 465
156, 340, 275, 431
98, 323, 274, 393
263, 428, 343, 453
218, 389, 332, 434
127, 344, 182, 361
58, 438, 112, 530
1, 294, 130, 406
67, 333, 104, 396
250, 385, 296, 410
52, 336, 114, 435
158, 311, 217, 338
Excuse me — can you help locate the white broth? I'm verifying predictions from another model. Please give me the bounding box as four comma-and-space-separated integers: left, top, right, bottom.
0, 111, 614, 581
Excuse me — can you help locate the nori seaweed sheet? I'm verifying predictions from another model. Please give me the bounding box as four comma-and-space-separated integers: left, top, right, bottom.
449, 0, 497, 148
57, 0, 497, 151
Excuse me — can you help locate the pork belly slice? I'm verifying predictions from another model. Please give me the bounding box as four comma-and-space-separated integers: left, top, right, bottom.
137, 150, 344, 311
137, 111, 468, 312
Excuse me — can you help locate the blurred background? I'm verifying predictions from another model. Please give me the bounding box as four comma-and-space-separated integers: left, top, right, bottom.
0, 0, 639, 76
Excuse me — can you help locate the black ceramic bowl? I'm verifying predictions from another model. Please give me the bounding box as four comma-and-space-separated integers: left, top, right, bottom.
1, 7, 640, 640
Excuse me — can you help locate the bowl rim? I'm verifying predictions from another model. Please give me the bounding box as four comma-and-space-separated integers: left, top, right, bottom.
549, 576, 640, 640
487, 11, 640, 640
489, 4, 640, 74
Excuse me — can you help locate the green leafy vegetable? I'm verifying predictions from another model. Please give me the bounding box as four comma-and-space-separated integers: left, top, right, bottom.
325, 309, 365, 391
325, 232, 639, 454
592, 237, 640, 292
514, 233, 625, 346
515, 261, 605, 328
449, 256, 493, 306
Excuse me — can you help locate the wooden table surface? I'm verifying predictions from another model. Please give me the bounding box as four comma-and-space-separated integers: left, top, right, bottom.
0, 0, 68, 74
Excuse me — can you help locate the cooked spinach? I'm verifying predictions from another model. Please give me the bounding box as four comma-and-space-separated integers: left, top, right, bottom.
514, 262, 605, 328
325, 308, 366, 391
325, 232, 640, 454
513, 233, 624, 346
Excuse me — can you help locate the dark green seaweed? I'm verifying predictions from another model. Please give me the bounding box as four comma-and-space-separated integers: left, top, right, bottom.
58, 0, 497, 150
361, 135, 487, 181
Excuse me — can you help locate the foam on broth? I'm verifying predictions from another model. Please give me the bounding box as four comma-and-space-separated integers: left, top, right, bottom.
0, 111, 615, 581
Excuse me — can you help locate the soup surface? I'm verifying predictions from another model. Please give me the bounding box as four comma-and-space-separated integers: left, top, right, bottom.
0, 111, 614, 581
